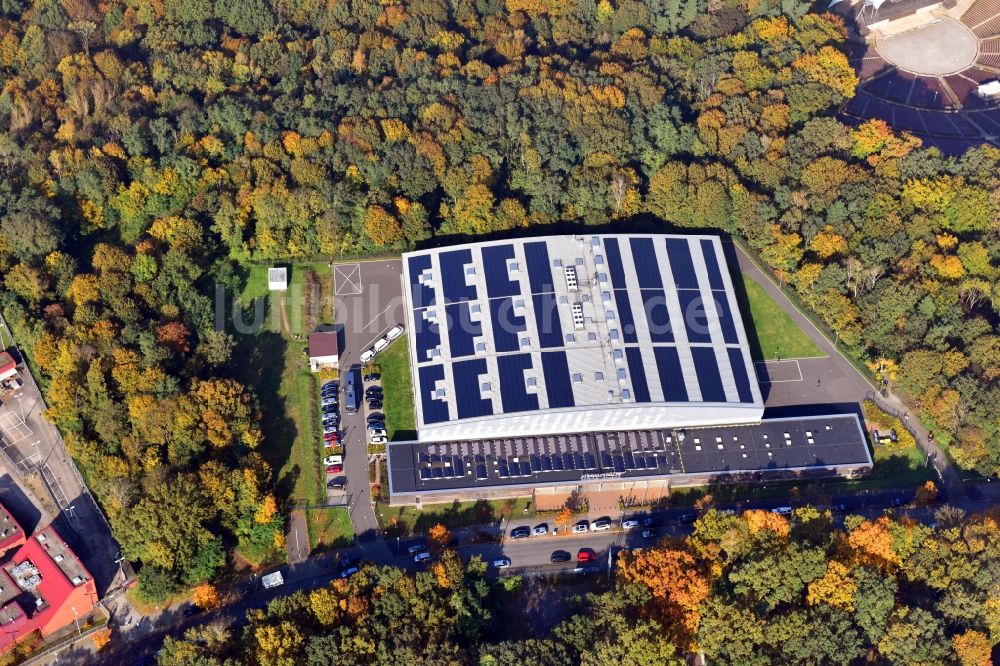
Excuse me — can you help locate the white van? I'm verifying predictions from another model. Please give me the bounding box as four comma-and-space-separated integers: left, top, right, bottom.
771, 506, 793, 515
373, 338, 389, 353
386, 325, 404, 341
360, 349, 376, 363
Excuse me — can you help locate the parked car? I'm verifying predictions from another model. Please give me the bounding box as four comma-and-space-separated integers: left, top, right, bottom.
493, 558, 511, 569
363, 373, 381, 382
386, 324, 404, 341
325, 464, 343, 474
322, 381, 338, 391
323, 455, 343, 466
367, 401, 383, 410
641, 529, 657, 539
327, 479, 345, 489
621, 519, 639, 530
339, 566, 359, 578
323, 425, 337, 434
510, 526, 530, 539
324, 432, 339, 442
641, 516, 657, 527
414, 551, 431, 564
572, 521, 589, 534
365, 388, 383, 397
550, 550, 571, 563
407, 544, 426, 554
367, 412, 385, 422
771, 506, 793, 515
591, 518, 612, 532
531, 524, 548, 536
360, 349, 376, 363
678, 513, 698, 524
181, 603, 201, 617
366, 422, 385, 430
369, 429, 387, 439
373, 338, 389, 353
370, 436, 387, 445
321, 398, 338, 407
577, 549, 595, 563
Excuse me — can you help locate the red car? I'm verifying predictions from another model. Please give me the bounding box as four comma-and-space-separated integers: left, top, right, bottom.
577, 548, 595, 563
326, 464, 343, 474
324, 432, 339, 442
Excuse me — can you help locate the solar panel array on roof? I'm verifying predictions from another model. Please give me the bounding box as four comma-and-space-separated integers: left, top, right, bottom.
666, 238, 699, 289
641, 289, 673, 343
413, 310, 441, 363
604, 238, 628, 288
401, 234, 763, 440
653, 346, 688, 402
439, 249, 477, 302
523, 241, 554, 293
489, 297, 524, 353
712, 292, 739, 344
482, 244, 520, 298
453, 358, 493, 418
540, 351, 575, 408
418, 364, 449, 424
625, 347, 651, 403
445, 302, 480, 358
532, 293, 564, 348
691, 347, 726, 402
497, 353, 539, 413
699, 239, 726, 290
727, 348, 755, 404
408, 255, 435, 309
677, 290, 712, 344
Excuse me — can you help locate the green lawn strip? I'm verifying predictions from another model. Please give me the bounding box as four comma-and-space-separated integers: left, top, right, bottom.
376, 336, 416, 441
273, 341, 324, 505
740, 274, 823, 361
376, 498, 535, 535
304, 507, 355, 553
241, 265, 270, 301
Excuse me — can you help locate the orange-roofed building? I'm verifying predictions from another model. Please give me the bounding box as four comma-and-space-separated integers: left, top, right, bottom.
0, 522, 98, 653
0, 353, 15, 382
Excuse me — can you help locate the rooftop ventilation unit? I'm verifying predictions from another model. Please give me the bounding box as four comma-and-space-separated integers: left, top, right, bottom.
571, 302, 585, 330
564, 266, 578, 291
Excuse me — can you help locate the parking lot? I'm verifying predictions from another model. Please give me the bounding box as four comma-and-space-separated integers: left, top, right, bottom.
330, 259, 404, 539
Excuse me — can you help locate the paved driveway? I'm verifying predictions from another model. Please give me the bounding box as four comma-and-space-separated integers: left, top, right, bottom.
331, 259, 404, 544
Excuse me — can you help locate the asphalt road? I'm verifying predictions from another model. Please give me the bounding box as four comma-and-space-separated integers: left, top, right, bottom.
330, 259, 403, 543
48, 486, 989, 666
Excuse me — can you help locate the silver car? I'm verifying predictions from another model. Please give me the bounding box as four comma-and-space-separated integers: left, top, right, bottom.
572, 522, 589, 534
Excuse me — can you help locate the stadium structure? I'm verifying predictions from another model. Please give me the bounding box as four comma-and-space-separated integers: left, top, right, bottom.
387, 234, 872, 507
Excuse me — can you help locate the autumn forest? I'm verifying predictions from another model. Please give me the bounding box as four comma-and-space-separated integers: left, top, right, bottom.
0, 0, 999, 644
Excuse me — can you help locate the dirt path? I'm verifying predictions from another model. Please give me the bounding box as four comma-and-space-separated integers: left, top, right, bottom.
277, 292, 291, 335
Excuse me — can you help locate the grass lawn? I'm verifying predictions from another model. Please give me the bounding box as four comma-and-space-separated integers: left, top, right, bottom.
375, 335, 416, 441
740, 274, 823, 361
376, 497, 535, 535
234, 272, 325, 506
305, 507, 355, 553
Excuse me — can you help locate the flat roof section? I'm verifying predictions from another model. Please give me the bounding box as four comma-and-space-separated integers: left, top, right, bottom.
402, 235, 764, 441
387, 414, 872, 496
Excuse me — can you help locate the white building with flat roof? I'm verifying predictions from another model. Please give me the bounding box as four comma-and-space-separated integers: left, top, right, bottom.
268, 267, 287, 291
401, 234, 764, 443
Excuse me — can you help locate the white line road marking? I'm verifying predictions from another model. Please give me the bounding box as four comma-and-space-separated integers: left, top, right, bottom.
334, 264, 363, 296
754, 359, 803, 383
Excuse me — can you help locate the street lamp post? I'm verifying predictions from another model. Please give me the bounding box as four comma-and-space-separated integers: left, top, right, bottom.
71, 606, 80, 636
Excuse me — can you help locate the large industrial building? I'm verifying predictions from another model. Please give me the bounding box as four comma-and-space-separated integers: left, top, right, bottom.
387, 234, 872, 506
403, 234, 764, 442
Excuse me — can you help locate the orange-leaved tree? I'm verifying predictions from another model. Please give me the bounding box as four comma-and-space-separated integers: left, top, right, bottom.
617, 547, 709, 646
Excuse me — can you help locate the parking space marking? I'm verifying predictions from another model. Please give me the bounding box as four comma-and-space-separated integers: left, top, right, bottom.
754, 359, 803, 383
333, 264, 362, 296
0, 410, 33, 444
